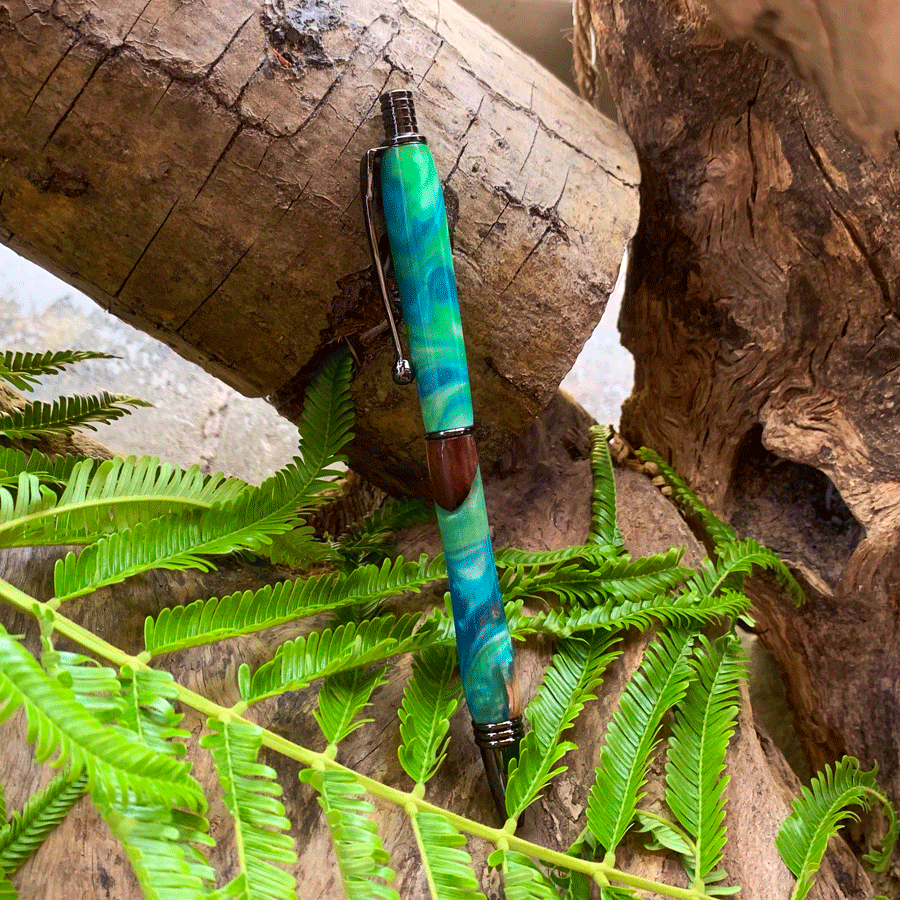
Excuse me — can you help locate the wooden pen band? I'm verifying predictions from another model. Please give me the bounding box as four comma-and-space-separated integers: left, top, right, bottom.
425, 431, 479, 512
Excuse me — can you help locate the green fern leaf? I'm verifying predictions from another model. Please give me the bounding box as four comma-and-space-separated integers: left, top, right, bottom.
588, 425, 625, 552
0, 447, 88, 489
0, 455, 247, 548
335, 496, 434, 563
397, 645, 461, 788
117, 667, 189, 758
144, 555, 446, 656
585, 630, 696, 856
487, 850, 558, 900
495, 544, 619, 568
0, 767, 87, 874
0, 624, 203, 811
635, 449, 737, 549
0, 876, 16, 899
300, 768, 399, 900
0, 350, 116, 392
315, 666, 389, 747
51, 483, 320, 603
40, 649, 124, 723
243, 613, 440, 705
687, 538, 804, 606
411, 810, 485, 900
95, 794, 215, 900
514, 588, 750, 639
505, 632, 622, 820
665, 634, 745, 889
0, 393, 152, 440
776, 757, 898, 900
201, 719, 297, 900
501, 550, 689, 608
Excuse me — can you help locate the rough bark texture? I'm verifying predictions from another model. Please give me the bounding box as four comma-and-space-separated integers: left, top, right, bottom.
0, 0, 638, 496
706, 0, 900, 155
573, 0, 900, 874
0, 398, 870, 898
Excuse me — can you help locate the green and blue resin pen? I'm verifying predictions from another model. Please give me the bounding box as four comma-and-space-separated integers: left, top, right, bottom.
361, 89, 523, 820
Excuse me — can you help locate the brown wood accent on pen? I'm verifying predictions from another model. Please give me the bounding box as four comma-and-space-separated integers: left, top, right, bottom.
425, 432, 479, 512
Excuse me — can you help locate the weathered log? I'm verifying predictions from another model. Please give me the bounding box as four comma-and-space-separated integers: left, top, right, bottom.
0, 398, 871, 897
0, 0, 638, 496
573, 0, 900, 882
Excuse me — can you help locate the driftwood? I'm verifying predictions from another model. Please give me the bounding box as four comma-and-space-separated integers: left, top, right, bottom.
0, 0, 638, 496
573, 0, 900, 887
0, 394, 871, 898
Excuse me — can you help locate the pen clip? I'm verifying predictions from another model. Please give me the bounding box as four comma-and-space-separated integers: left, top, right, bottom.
360, 147, 415, 386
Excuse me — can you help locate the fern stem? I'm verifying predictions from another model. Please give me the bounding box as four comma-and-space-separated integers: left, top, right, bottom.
0, 576, 713, 900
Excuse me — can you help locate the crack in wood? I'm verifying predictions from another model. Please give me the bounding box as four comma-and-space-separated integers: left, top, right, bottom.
26, 35, 75, 115
42, 47, 114, 149
114, 194, 181, 299
193, 123, 244, 202
176, 240, 256, 333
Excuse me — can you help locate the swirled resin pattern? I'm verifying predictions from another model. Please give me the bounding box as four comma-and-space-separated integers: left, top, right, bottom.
380, 143, 474, 434
435, 468, 517, 725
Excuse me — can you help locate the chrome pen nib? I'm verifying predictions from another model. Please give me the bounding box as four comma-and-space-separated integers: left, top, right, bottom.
472, 717, 524, 825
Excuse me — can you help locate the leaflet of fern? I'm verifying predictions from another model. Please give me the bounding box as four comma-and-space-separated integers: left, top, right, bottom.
0, 625, 203, 811
95, 794, 215, 900
0, 392, 151, 440
242, 613, 442, 704
487, 850, 558, 900
0, 447, 88, 489
117, 666, 190, 757
585, 629, 696, 855
398, 644, 461, 786
587, 425, 625, 552
144, 555, 446, 656
41, 649, 124, 723
505, 632, 621, 820
0, 455, 247, 547
411, 810, 486, 900
775, 757, 896, 900
0, 767, 87, 874
665, 633, 745, 889
316, 666, 389, 747
514, 588, 749, 639
0, 350, 115, 392
201, 719, 297, 900
0, 877, 15, 899
300, 768, 399, 900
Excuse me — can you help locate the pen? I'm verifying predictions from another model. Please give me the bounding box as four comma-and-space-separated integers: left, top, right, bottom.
361, 89, 523, 821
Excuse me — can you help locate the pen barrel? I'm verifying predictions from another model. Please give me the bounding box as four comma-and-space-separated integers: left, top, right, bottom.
379, 137, 518, 725
379, 142, 474, 434
426, 432, 519, 724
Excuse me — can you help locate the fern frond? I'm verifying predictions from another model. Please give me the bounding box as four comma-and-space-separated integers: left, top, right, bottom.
635, 449, 737, 549
514, 588, 750, 639
495, 544, 619, 568
398, 645, 461, 787
95, 794, 215, 900
145, 555, 447, 656
0, 393, 151, 440
665, 634, 745, 890
201, 719, 297, 900
117, 666, 189, 757
40, 649, 124, 723
506, 632, 621, 820
501, 549, 690, 609
588, 425, 625, 552
776, 757, 898, 900
687, 538, 804, 606
488, 850, 558, 900
0, 455, 247, 548
315, 666, 389, 747
586, 630, 697, 856
0, 767, 87, 874
0, 350, 116, 392
242, 613, 440, 705
293, 350, 355, 485
336, 496, 434, 561
51, 483, 320, 603
300, 768, 399, 900
0, 447, 88, 489
0, 625, 203, 811
0, 876, 15, 899
410, 810, 485, 900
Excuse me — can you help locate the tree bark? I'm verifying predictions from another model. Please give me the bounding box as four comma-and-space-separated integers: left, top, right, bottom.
0, 399, 872, 898
573, 0, 900, 868
0, 0, 638, 496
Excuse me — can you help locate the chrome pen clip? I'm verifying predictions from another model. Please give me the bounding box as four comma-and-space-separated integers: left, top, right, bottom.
360, 147, 415, 386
